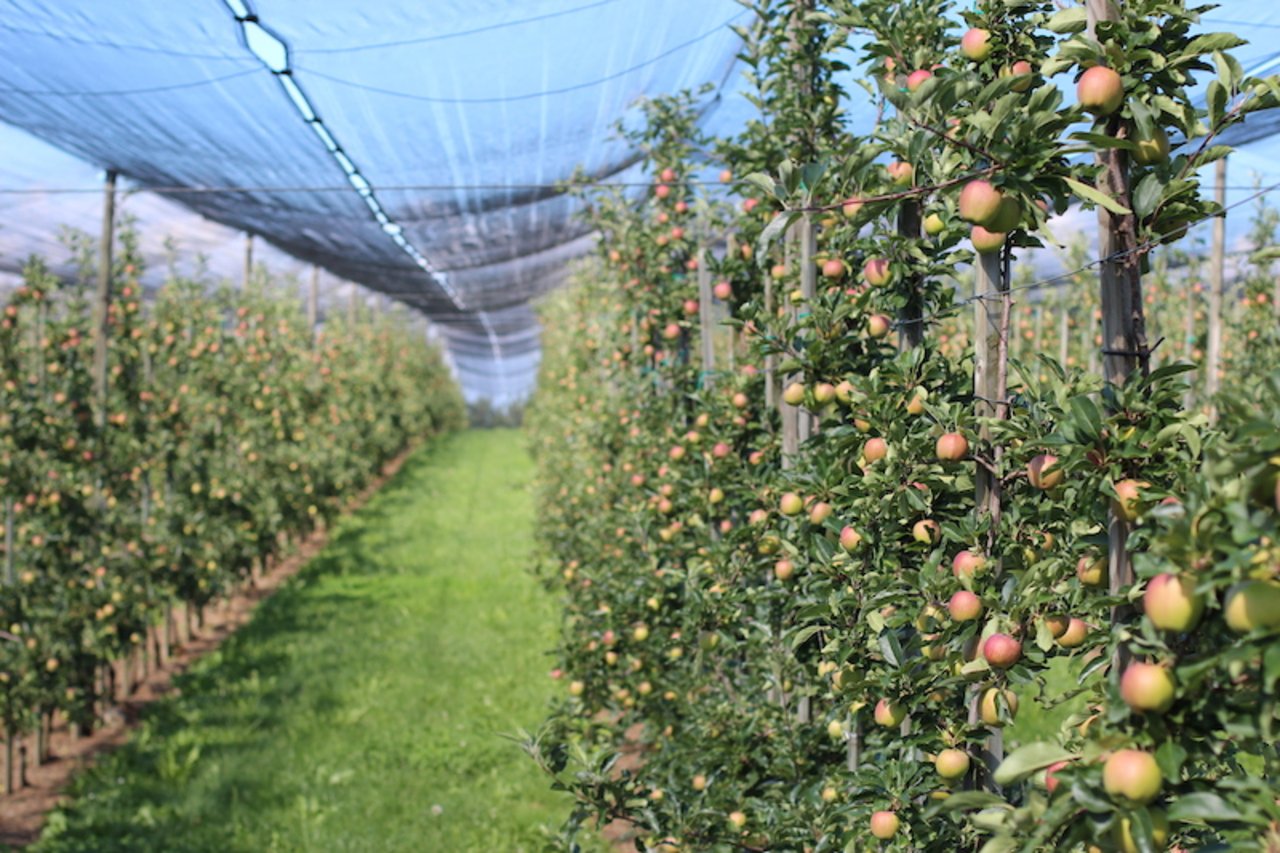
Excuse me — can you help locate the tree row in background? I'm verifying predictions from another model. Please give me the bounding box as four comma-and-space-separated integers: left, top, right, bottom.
525, 1, 1280, 851
0, 221, 465, 791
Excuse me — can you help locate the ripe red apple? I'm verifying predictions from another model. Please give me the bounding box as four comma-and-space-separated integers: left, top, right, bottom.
874, 698, 906, 728
906, 69, 933, 92
655, 183, 671, 199
960, 28, 992, 61
912, 519, 940, 545
987, 196, 1022, 232
712, 442, 730, 459
821, 258, 845, 279
952, 550, 986, 579
771, 263, 788, 279
1223, 580, 1280, 633
1057, 618, 1088, 648
839, 525, 863, 551
809, 501, 833, 525
1003, 60, 1035, 92
683, 298, 699, 316
887, 161, 914, 186
979, 687, 1018, 726
662, 322, 681, 340
936, 432, 969, 461
866, 314, 892, 339
1102, 749, 1162, 805
935, 748, 970, 780
668, 445, 685, 461
869, 811, 900, 840
971, 225, 1007, 254
1120, 662, 1176, 713
813, 382, 836, 405
841, 198, 864, 218
779, 492, 804, 516
719, 169, 732, 183
863, 257, 891, 287
731, 392, 748, 409
1112, 479, 1149, 522
660, 167, 677, 183
1027, 453, 1063, 489
863, 437, 888, 463
1044, 759, 1070, 794
1144, 573, 1204, 631
1076, 555, 1106, 588
1043, 614, 1070, 638
1078, 65, 1124, 116
948, 590, 983, 621
958, 179, 1004, 226
774, 559, 795, 581
982, 633, 1022, 669
713, 281, 732, 300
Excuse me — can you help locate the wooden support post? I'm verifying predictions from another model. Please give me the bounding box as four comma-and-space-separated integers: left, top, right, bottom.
308, 265, 320, 342
971, 248, 1007, 780
243, 233, 254, 290
764, 268, 777, 412
897, 199, 924, 350
697, 246, 714, 381
797, 215, 816, 445
91, 170, 117, 431
4, 730, 12, 795
1205, 158, 1227, 415
780, 234, 799, 459
1088, 0, 1148, 672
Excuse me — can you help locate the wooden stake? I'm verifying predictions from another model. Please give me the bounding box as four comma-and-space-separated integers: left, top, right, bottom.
972, 247, 1007, 779
897, 199, 924, 350
243, 233, 254, 290
764, 268, 777, 411
1205, 158, 1227, 415
797, 215, 816, 444
91, 170, 117, 431
1088, 0, 1147, 671
308, 265, 320, 342
697, 246, 714, 381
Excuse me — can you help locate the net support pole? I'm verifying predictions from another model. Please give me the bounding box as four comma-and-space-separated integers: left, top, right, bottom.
243, 234, 254, 290
1205, 157, 1227, 414
780, 231, 798, 460
1088, 0, 1147, 674
308, 265, 320, 342
92, 169, 117, 431
797, 215, 816, 445
697, 246, 714, 381
897, 199, 924, 350
971, 248, 1006, 784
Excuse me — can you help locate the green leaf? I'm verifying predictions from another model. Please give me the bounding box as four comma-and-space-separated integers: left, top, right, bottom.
1132, 174, 1162, 221
1046, 7, 1087, 33
790, 624, 825, 651
1154, 740, 1187, 780
993, 742, 1076, 786
878, 630, 904, 669
923, 790, 1009, 815
1064, 176, 1132, 216
1167, 791, 1245, 823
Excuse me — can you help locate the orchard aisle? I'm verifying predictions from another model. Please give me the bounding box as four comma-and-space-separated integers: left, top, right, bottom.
31, 430, 567, 853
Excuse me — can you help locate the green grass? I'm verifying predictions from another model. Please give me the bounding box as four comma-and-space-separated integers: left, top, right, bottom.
32, 430, 570, 853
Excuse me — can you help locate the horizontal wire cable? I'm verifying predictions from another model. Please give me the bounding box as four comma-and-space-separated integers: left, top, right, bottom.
292, 10, 749, 104
0, 20, 246, 60
295, 0, 627, 54
0, 66, 261, 98
0, 180, 738, 195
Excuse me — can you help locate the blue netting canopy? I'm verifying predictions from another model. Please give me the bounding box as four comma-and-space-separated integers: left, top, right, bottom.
0, 1, 1278, 403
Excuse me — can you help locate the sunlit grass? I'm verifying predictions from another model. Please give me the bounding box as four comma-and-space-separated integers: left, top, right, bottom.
33, 430, 571, 853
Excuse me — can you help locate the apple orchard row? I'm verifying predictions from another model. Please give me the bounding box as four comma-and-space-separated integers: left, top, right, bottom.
0, 224, 463, 786
526, 2, 1280, 852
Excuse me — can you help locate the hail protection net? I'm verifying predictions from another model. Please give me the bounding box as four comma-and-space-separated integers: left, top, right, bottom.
1, 1, 1280, 401
0, 0, 749, 403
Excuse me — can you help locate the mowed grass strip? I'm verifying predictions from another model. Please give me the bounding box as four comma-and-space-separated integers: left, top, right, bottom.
32, 430, 567, 853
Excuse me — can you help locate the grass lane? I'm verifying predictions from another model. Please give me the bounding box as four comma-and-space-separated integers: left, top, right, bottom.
32, 430, 567, 853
